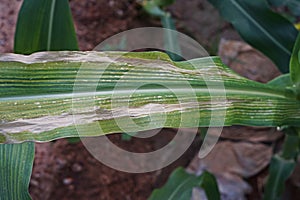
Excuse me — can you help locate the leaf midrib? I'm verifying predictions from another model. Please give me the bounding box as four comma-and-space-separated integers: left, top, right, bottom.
0, 87, 290, 102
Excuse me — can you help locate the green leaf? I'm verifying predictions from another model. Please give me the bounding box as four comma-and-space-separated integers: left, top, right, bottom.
121, 133, 133, 141
0, 51, 299, 143
263, 155, 296, 200
143, 1, 166, 17
142, 0, 181, 61
208, 0, 298, 73
263, 128, 299, 200
268, 74, 293, 88
290, 33, 300, 95
154, 0, 175, 7
161, 14, 182, 61
0, 142, 35, 200
148, 167, 220, 200
143, 0, 175, 12
197, 171, 220, 200
281, 129, 299, 160
267, 0, 285, 7
67, 137, 81, 144
14, 0, 78, 54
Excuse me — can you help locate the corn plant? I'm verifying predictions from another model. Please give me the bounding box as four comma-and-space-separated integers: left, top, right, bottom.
0, 0, 300, 200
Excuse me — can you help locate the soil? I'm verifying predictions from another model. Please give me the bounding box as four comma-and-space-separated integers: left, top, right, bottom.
70, 0, 140, 51
1, 0, 299, 200
31, 130, 201, 200
0, 0, 22, 53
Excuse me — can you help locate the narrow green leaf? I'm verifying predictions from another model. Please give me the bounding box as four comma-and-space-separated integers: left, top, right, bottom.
14, 0, 78, 54
121, 133, 133, 141
161, 14, 182, 61
154, 0, 175, 7
200, 127, 208, 140
67, 137, 81, 144
209, 0, 298, 73
268, 74, 293, 88
143, 1, 166, 17
198, 171, 220, 200
281, 128, 299, 160
263, 155, 296, 200
148, 167, 220, 200
142, 0, 175, 15
0, 51, 299, 143
263, 128, 299, 200
290, 33, 300, 95
0, 142, 35, 200
267, 0, 285, 7
142, 0, 181, 61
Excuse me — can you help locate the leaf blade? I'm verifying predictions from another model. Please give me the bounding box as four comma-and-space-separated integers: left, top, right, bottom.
14, 0, 78, 54
290, 33, 300, 95
0, 51, 299, 143
263, 155, 296, 200
148, 167, 220, 200
209, 0, 298, 73
199, 172, 220, 200
0, 142, 35, 200
263, 128, 299, 200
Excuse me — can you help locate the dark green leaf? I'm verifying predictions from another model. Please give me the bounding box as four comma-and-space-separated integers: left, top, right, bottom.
263, 128, 299, 200
209, 0, 298, 73
154, 0, 176, 7
121, 133, 133, 141
290, 33, 300, 95
14, 0, 78, 54
268, 74, 292, 88
67, 137, 81, 144
267, 0, 285, 6
200, 127, 208, 140
198, 171, 220, 200
148, 167, 220, 200
0, 142, 35, 200
281, 129, 299, 160
263, 155, 296, 200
